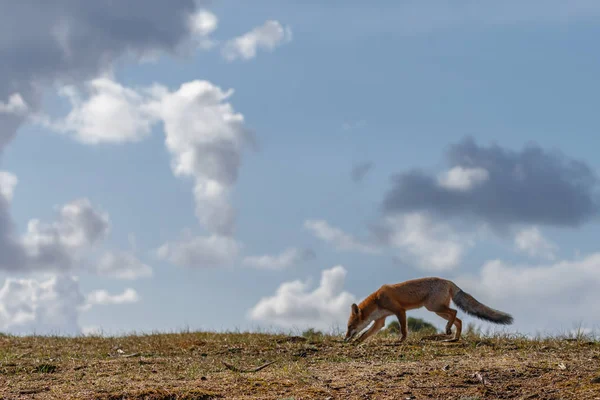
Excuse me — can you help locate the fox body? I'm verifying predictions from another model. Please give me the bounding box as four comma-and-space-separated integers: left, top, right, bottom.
344, 277, 513, 343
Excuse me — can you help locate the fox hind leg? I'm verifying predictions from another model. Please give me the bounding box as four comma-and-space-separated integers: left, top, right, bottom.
435, 311, 455, 335
428, 305, 462, 341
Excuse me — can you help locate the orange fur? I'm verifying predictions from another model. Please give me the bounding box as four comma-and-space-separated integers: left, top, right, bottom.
344, 277, 513, 344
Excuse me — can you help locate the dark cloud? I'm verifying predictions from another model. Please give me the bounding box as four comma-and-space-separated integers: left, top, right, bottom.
382, 137, 599, 228
351, 161, 373, 183
0, 197, 27, 271
0, 0, 200, 151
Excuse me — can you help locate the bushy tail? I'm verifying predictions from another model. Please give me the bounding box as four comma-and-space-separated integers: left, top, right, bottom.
452, 289, 513, 325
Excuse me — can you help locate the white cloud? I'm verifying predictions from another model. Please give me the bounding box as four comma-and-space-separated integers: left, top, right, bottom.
222, 20, 292, 61
0, 93, 28, 116
243, 247, 316, 270
94, 250, 153, 280
304, 219, 380, 254
0, 275, 84, 335
156, 233, 240, 268
437, 166, 489, 191
45, 78, 157, 144
188, 9, 218, 49
514, 226, 558, 260
248, 265, 356, 331
305, 215, 469, 271
146, 80, 253, 236
383, 213, 470, 271
82, 288, 140, 311
455, 253, 600, 334
0, 273, 143, 335
0, 171, 18, 203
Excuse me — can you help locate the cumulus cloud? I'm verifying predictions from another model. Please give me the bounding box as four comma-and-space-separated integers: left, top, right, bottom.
31, 76, 251, 275
455, 253, 600, 334
383, 137, 599, 229
188, 9, 218, 49
0, 196, 152, 279
0, 0, 209, 275
0, 0, 209, 333
146, 80, 253, 236
20, 198, 110, 272
437, 166, 489, 192
248, 265, 357, 331
0, 172, 18, 203
514, 227, 558, 260
0, 275, 84, 335
378, 212, 472, 271
0, 0, 204, 152
243, 248, 316, 270
156, 233, 240, 268
0, 94, 28, 116
43, 78, 157, 144
40, 77, 253, 237
304, 220, 380, 254
222, 20, 292, 61
0, 274, 142, 335
351, 161, 374, 183
81, 288, 140, 311
93, 251, 153, 280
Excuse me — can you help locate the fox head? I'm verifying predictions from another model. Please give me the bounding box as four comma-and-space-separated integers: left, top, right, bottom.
344, 303, 364, 342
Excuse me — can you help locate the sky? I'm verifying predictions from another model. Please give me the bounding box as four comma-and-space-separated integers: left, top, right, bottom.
1, 0, 600, 337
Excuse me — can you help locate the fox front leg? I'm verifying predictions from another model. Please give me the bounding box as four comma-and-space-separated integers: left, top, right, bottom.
396, 309, 408, 343
355, 317, 386, 345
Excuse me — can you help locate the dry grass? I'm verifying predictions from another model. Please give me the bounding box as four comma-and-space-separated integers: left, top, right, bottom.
1, 329, 600, 399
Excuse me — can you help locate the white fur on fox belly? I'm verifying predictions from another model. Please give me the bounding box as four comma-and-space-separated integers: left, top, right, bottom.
356, 308, 394, 332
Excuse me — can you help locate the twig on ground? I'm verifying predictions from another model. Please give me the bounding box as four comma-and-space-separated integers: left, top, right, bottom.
121, 352, 141, 358
222, 360, 276, 373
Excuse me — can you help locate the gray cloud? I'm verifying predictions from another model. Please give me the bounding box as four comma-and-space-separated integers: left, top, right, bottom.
0, 196, 27, 271
0, 0, 200, 148
351, 161, 373, 183
382, 137, 599, 229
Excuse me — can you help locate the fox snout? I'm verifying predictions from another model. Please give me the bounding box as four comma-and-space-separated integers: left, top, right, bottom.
344, 329, 358, 342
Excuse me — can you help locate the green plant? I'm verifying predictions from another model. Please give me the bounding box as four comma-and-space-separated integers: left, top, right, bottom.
386, 317, 438, 334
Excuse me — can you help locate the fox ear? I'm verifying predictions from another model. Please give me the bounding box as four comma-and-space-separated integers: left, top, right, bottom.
351, 303, 359, 315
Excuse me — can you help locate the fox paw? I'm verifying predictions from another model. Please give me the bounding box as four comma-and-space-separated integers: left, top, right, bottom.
445, 328, 452, 335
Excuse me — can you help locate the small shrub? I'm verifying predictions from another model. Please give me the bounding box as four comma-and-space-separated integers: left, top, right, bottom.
301, 328, 324, 341
386, 317, 438, 334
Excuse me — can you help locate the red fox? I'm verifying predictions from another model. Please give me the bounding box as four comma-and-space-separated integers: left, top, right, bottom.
344, 277, 513, 343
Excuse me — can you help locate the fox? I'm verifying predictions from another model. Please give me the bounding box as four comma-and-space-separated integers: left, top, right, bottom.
344, 277, 513, 344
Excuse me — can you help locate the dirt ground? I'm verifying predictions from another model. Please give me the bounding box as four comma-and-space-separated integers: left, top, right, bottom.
1, 331, 599, 399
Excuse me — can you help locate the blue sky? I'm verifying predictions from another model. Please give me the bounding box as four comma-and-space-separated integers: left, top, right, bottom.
1, 0, 600, 337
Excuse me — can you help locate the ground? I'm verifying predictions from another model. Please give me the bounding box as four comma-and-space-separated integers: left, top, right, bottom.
1, 330, 599, 399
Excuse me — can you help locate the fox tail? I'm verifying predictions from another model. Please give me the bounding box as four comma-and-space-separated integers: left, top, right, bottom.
451, 284, 513, 325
